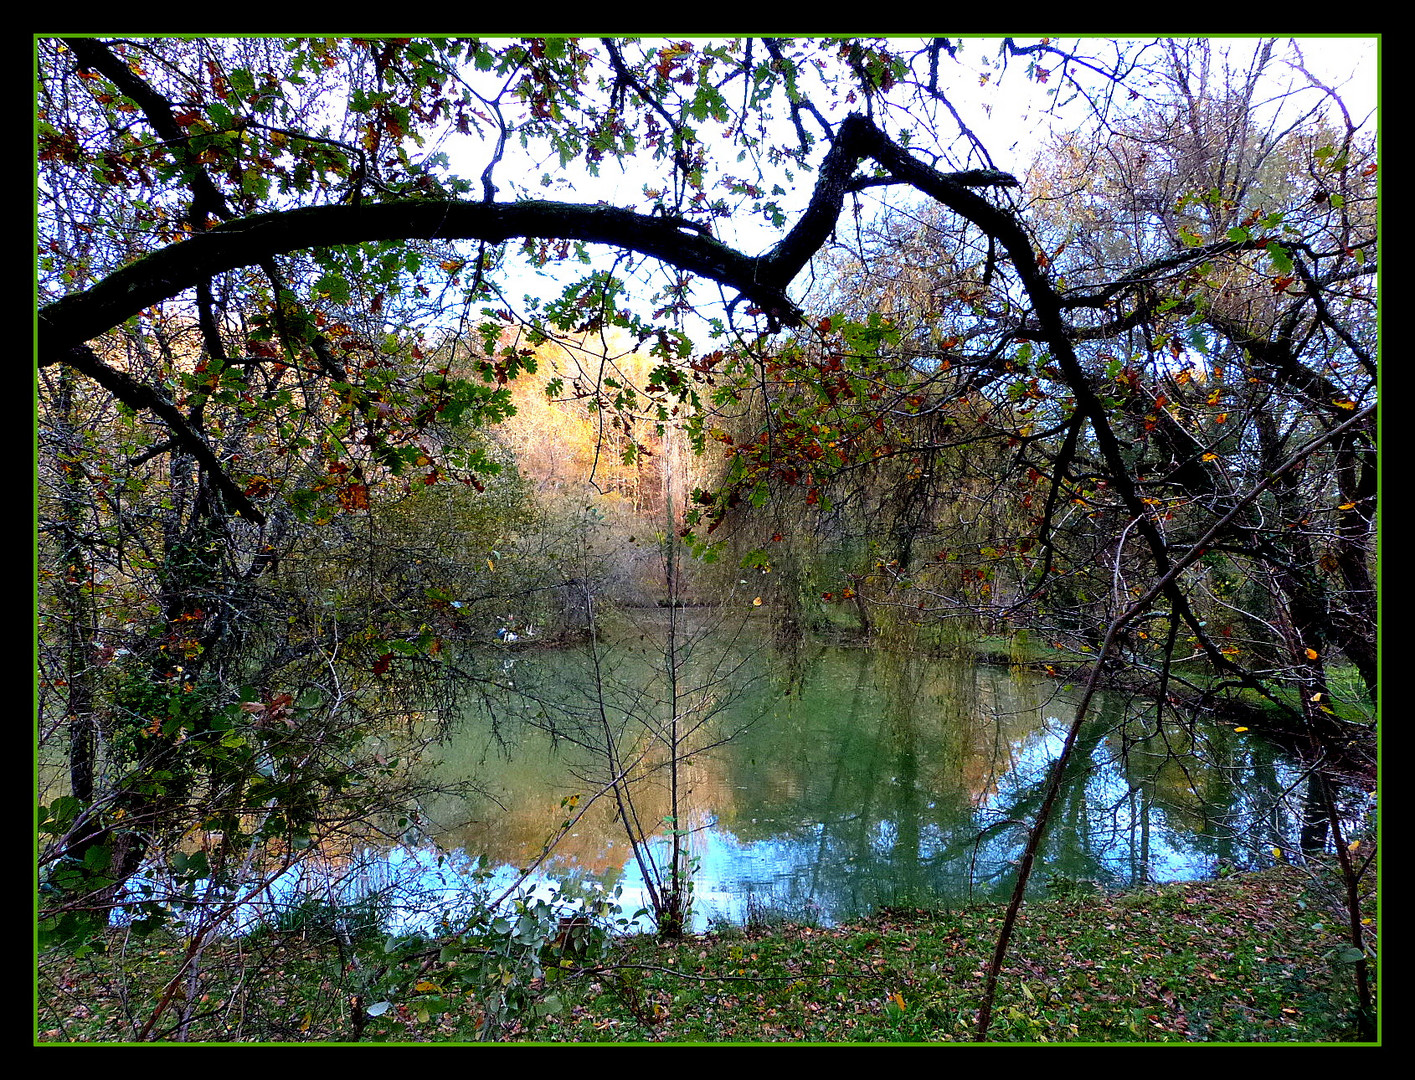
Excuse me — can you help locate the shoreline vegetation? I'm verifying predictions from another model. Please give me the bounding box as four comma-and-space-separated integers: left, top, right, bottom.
38, 629, 1375, 1046
38, 864, 1375, 1045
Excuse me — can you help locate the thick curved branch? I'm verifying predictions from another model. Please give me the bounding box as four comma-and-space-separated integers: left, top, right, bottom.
39, 199, 802, 366
759, 113, 1018, 293
41, 132, 1026, 370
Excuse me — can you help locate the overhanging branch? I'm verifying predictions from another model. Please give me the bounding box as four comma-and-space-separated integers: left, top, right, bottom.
40, 117, 1025, 368
39, 200, 800, 366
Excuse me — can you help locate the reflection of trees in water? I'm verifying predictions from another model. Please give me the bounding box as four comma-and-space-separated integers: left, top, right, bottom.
424, 636, 1335, 923
785, 653, 1328, 913
749, 648, 1069, 911
1038, 702, 1347, 884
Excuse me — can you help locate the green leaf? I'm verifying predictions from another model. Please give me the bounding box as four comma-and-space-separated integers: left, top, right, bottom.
41, 795, 82, 834
1265, 242, 1293, 275
314, 272, 350, 304
230, 67, 257, 99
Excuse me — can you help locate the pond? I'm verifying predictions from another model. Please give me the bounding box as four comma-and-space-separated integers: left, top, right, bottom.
376, 609, 1339, 933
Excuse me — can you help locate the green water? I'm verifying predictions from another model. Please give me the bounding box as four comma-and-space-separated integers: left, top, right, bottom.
416, 613, 1317, 929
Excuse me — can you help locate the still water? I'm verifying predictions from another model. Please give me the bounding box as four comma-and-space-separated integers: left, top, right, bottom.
381, 614, 1324, 932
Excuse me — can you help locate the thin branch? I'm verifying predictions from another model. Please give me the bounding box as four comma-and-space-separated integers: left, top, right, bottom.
974, 399, 1376, 1040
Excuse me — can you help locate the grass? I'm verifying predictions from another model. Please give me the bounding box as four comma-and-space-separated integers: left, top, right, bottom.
1235, 664, 1377, 727
522, 866, 1374, 1044
37, 863, 1376, 1045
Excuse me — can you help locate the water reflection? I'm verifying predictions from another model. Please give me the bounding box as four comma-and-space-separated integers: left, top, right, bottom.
406, 634, 1340, 930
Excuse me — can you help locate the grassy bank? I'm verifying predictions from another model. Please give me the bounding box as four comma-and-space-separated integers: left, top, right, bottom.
37, 864, 1376, 1045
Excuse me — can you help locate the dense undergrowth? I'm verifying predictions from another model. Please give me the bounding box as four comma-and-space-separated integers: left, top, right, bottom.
36, 864, 1376, 1045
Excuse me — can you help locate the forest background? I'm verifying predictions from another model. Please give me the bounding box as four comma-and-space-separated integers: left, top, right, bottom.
36, 35, 1377, 1042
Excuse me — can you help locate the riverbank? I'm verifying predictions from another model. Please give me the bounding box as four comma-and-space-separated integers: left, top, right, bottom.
37, 864, 1376, 1044
958, 634, 1378, 787
520, 864, 1376, 1044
